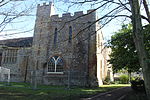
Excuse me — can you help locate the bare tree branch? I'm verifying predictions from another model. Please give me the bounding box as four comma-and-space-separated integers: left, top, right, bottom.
0, 29, 33, 37
0, 1, 36, 34
141, 15, 150, 23
118, 0, 131, 12
143, 0, 150, 22
0, 0, 10, 7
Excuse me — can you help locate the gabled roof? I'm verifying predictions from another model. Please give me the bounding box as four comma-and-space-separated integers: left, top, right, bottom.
0, 37, 33, 47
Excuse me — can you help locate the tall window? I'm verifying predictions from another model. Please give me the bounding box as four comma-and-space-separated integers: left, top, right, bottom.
0, 53, 2, 66
68, 26, 72, 43
3, 49, 18, 64
54, 28, 57, 46
37, 44, 40, 55
47, 56, 63, 73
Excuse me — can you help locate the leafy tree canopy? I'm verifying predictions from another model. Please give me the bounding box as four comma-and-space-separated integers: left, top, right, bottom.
109, 24, 150, 73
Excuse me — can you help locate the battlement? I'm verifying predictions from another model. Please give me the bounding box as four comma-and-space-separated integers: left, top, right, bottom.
50, 9, 96, 20
37, 2, 52, 8
62, 13, 71, 17
74, 11, 83, 16
36, 2, 54, 18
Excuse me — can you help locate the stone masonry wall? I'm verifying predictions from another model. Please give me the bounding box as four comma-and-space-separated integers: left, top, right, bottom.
30, 3, 99, 86
0, 47, 31, 82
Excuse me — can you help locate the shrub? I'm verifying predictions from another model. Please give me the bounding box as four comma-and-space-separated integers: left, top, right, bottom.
131, 78, 145, 92
119, 74, 129, 84
110, 81, 115, 84
103, 76, 110, 85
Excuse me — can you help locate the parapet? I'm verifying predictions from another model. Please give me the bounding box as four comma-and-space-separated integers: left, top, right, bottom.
74, 11, 83, 16
50, 14, 59, 20
37, 2, 52, 8
50, 10, 96, 21
36, 2, 53, 17
62, 13, 71, 17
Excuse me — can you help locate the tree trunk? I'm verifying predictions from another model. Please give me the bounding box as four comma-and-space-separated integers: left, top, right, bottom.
128, 71, 131, 83
129, 0, 150, 99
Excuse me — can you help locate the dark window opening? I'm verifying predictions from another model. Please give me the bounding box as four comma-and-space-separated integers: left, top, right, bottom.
54, 28, 57, 46
69, 26, 72, 43
0, 53, 2, 66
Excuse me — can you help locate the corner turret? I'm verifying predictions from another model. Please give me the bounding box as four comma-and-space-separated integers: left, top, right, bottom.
36, 2, 55, 19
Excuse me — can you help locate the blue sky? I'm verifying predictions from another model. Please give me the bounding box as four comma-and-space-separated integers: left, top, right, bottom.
0, 0, 148, 40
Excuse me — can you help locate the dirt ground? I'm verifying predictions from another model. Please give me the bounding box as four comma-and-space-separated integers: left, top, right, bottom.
82, 86, 148, 100
81, 87, 132, 100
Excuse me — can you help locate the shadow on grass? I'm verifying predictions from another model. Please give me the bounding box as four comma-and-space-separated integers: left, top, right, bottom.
0, 82, 130, 100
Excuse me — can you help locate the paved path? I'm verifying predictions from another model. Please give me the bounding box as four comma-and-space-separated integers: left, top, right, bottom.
81, 87, 132, 100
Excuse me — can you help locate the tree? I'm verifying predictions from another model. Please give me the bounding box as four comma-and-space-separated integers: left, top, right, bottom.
129, 0, 150, 98
109, 24, 150, 73
109, 24, 141, 73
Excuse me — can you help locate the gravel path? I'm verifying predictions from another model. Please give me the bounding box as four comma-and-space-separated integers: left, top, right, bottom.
81, 87, 132, 100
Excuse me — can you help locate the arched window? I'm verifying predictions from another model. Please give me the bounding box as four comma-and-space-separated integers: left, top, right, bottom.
54, 28, 57, 45
47, 56, 64, 73
68, 26, 72, 43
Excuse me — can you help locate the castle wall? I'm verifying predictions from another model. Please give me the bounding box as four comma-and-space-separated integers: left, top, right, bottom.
46, 10, 97, 86
0, 47, 31, 82
29, 3, 54, 84
0, 3, 109, 87
96, 20, 110, 86
96, 26, 104, 85
18, 48, 32, 82
31, 3, 99, 86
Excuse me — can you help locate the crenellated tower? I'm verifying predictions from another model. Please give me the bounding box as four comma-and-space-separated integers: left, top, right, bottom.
29, 2, 105, 86
30, 2, 55, 84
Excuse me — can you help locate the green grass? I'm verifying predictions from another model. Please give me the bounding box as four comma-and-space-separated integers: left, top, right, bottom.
101, 84, 131, 87
0, 82, 130, 100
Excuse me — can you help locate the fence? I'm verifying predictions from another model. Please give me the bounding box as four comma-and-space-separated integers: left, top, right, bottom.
0, 67, 10, 84
0, 69, 87, 90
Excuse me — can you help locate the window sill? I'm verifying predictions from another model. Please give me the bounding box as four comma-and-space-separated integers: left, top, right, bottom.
47, 72, 64, 74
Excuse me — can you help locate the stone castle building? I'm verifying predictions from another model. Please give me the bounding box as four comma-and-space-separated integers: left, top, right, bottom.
0, 2, 113, 86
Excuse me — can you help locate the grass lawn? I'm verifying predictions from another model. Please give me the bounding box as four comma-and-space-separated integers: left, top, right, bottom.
0, 82, 130, 100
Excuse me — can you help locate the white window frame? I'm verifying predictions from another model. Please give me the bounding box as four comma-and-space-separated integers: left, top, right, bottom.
47, 56, 63, 74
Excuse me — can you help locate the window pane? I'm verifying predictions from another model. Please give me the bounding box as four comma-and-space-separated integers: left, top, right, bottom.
3, 49, 17, 64
47, 56, 64, 72
48, 58, 55, 72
